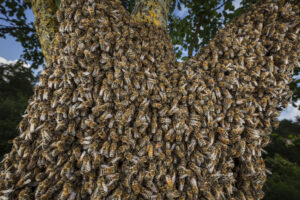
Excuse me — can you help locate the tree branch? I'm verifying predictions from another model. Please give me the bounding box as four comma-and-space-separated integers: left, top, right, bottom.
214, 0, 228, 11
0, 25, 35, 32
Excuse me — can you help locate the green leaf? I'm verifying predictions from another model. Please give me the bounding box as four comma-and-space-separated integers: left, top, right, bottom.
182, 56, 189, 61
55, 0, 60, 9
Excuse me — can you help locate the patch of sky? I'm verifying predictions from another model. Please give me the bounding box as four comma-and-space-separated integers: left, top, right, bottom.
278, 100, 300, 122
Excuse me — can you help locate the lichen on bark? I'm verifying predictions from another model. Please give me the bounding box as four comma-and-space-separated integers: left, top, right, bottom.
132, 0, 172, 29
31, 0, 58, 65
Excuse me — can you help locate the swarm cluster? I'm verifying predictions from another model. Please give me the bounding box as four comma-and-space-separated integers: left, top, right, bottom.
0, 0, 299, 199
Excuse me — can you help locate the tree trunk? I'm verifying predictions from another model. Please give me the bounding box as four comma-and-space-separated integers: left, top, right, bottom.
31, 0, 58, 65
132, 0, 172, 29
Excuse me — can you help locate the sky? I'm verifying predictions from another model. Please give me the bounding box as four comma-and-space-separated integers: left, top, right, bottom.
0, 0, 299, 121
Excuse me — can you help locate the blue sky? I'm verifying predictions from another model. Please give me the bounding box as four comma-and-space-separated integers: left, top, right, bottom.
0, 0, 299, 121
0, 8, 34, 60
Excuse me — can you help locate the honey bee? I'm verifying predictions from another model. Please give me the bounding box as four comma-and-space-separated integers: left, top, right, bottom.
90, 178, 104, 197
59, 182, 73, 199
144, 180, 158, 194
131, 180, 140, 195
100, 111, 113, 121
189, 177, 199, 194
217, 127, 226, 134
84, 118, 97, 129
87, 5, 95, 16
218, 134, 230, 145
108, 186, 122, 200
165, 173, 176, 190
147, 144, 154, 159
138, 186, 153, 199
100, 141, 110, 158
100, 165, 115, 176
109, 142, 117, 158
214, 186, 225, 200
175, 145, 185, 159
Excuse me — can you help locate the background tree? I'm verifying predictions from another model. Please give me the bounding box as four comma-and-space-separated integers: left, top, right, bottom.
0, 61, 35, 160
264, 154, 300, 200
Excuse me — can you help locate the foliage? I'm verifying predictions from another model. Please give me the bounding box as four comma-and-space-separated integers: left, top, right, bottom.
121, 0, 136, 14
263, 118, 300, 200
266, 118, 300, 165
264, 154, 300, 200
0, 61, 35, 160
54, 0, 60, 9
0, 0, 43, 69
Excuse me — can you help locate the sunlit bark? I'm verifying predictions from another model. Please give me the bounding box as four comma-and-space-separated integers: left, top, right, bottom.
31, 0, 58, 65
132, 0, 172, 29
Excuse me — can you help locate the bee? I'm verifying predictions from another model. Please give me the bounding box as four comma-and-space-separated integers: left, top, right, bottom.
83, 49, 94, 61
72, 9, 83, 23
61, 161, 72, 177
100, 165, 115, 176
42, 150, 54, 163
202, 191, 214, 200
165, 173, 176, 190
139, 98, 150, 111
218, 134, 230, 145
147, 144, 154, 159
190, 177, 199, 194
160, 117, 172, 126
144, 180, 158, 194
175, 145, 185, 159
87, 5, 95, 16
288, 32, 297, 41
59, 182, 73, 199
217, 127, 226, 135
100, 111, 113, 121
106, 142, 117, 158
202, 60, 209, 70
96, 177, 108, 196
109, 187, 122, 200
118, 144, 130, 154
56, 9, 65, 23
166, 190, 181, 199
80, 154, 91, 172
100, 141, 110, 157
136, 186, 152, 199
18, 187, 33, 199
132, 180, 140, 195
214, 186, 225, 200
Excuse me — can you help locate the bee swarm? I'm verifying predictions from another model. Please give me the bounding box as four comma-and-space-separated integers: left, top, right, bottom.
0, 0, 299, 199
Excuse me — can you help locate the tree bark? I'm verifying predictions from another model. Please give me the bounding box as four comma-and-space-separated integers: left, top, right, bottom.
132, 0, 172, 29
31, 0, 58, 65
